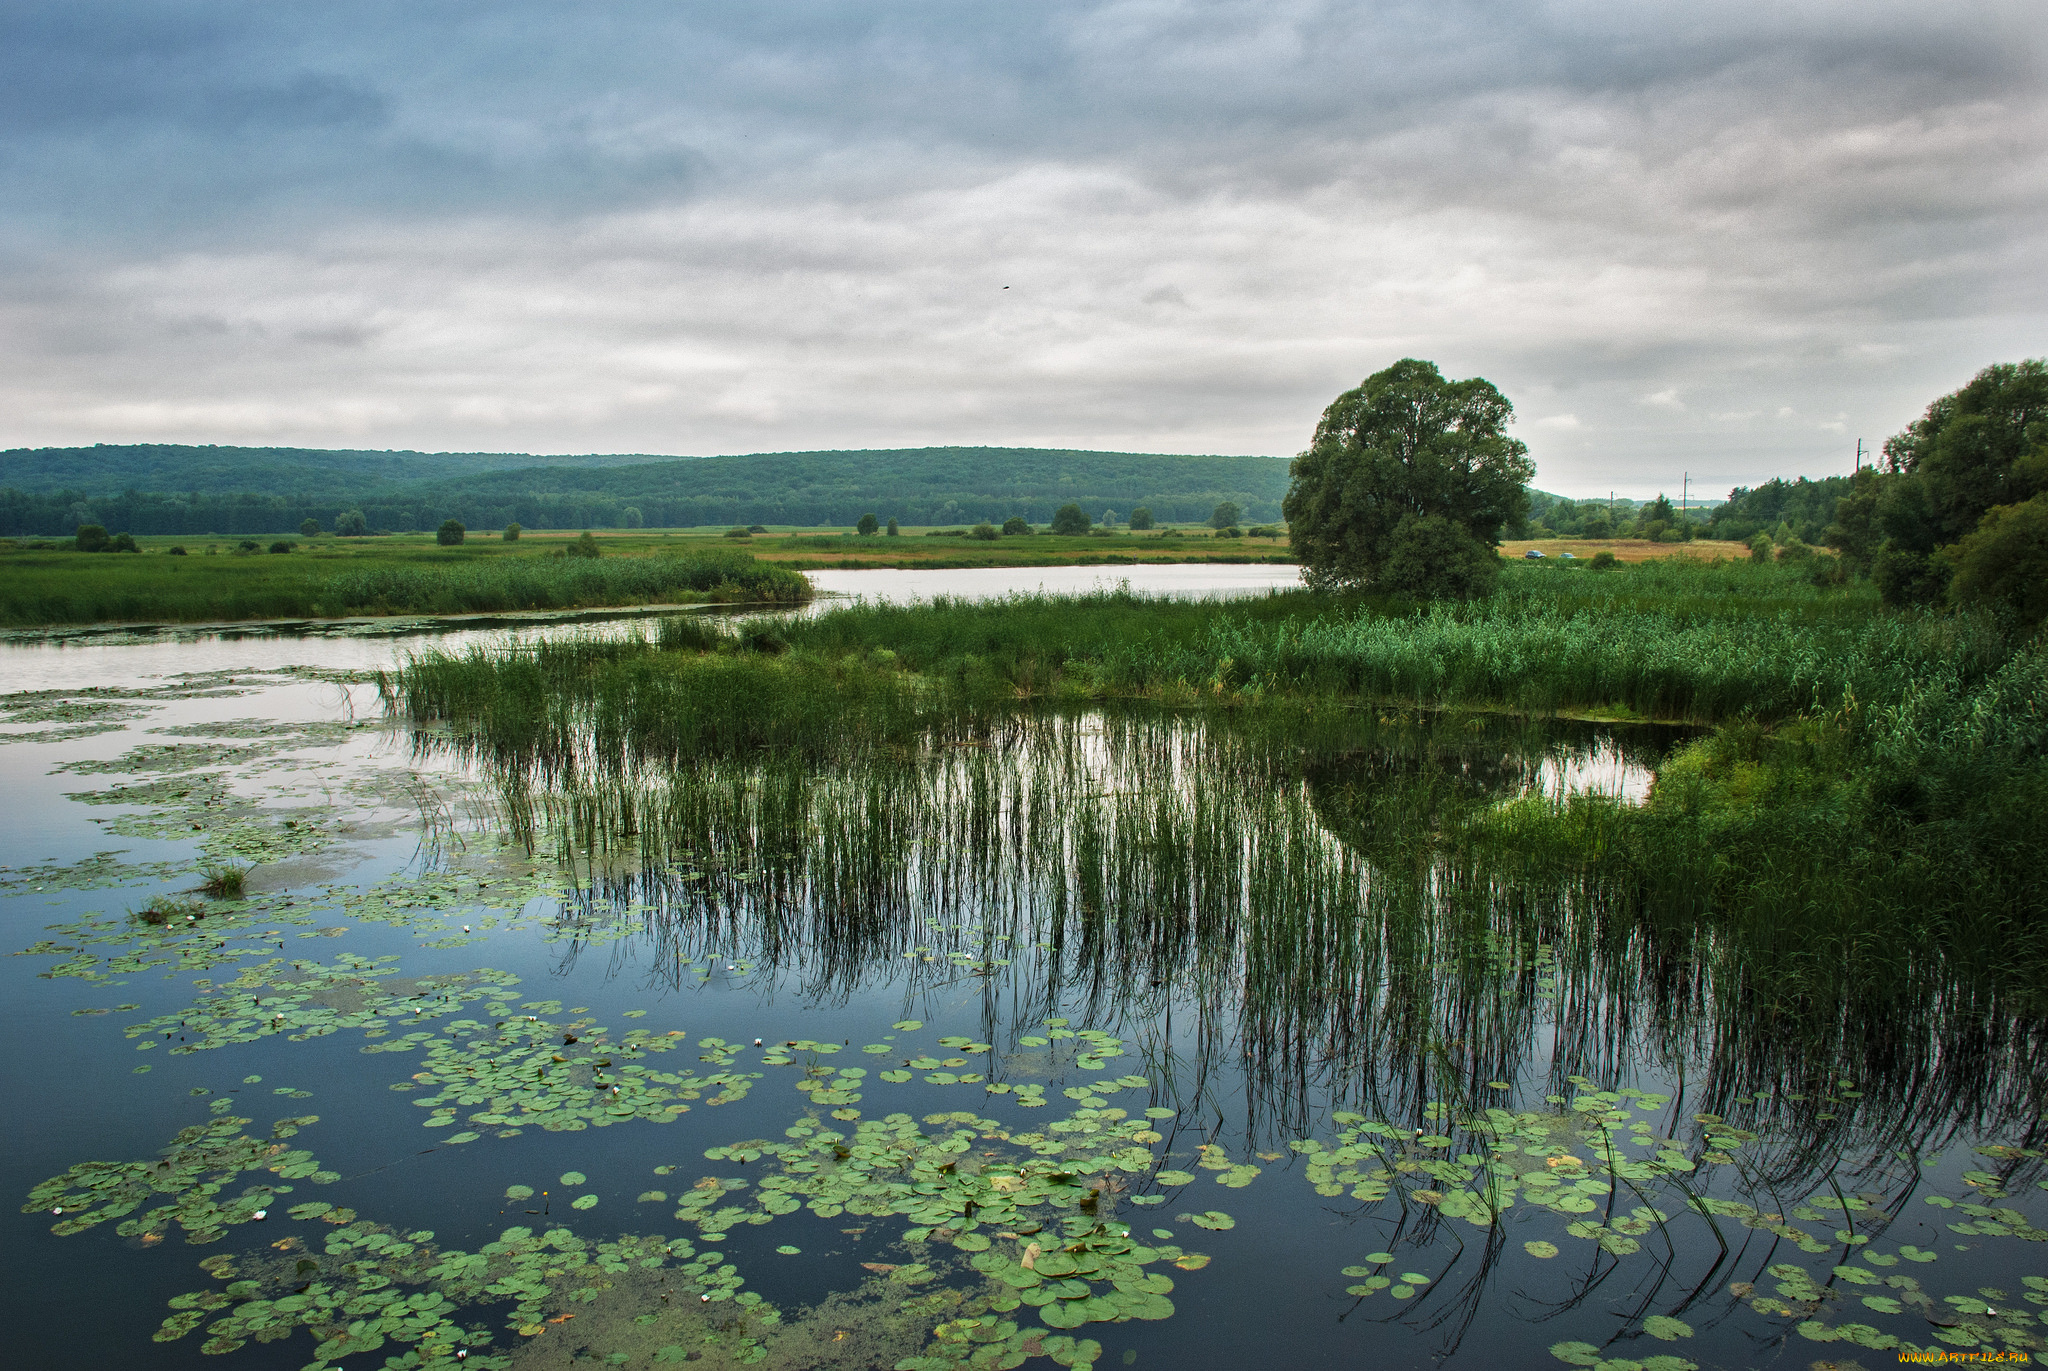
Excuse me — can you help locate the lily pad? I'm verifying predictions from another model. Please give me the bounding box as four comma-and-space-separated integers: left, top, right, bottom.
1524, 1241, 1559, 1258
560, 1171, 587, 1186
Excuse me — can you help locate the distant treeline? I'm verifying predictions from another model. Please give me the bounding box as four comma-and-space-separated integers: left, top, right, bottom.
0, 444, 1293, 536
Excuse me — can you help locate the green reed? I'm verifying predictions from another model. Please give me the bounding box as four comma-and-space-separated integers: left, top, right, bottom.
503, 713, 2042, 1161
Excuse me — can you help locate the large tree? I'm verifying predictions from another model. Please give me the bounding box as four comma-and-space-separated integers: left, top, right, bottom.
1859, 359, 2048, 606
1283, 358, 1533, 594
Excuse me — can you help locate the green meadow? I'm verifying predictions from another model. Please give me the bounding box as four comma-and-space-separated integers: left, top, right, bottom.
0, 532, 811, 627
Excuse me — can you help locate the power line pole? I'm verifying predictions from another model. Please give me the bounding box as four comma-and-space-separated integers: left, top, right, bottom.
1855, 438, 1866, 472
1682, 472, 1688, 520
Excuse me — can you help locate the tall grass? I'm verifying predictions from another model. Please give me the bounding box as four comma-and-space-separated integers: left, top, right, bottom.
389, 562, 2048, 1012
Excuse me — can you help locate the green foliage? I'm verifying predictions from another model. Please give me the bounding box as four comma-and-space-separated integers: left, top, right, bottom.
1284, 359, 1533, 593
1127, 507, 1153, 530
75, 524, 109, 552
1002, 517, 1031, 535
1589, 551, 1617, 570
887, 518, 900, 536
1376, 513, 1500, 600
299, 518, 320, 537
0, 443, 1294, 535
1883, 358, 2048, 544
267, 540, 295, 555
436, 519, 466, 546
971, 522, 999, 541
1051, 504, 1090, 536
858, 513, 880, 535
336, 509, 368, 537
1749, 532, 1773, 563
1210, 501, 1240, 530
503, 522, 521, 541
1946, 493, 2048, 628
1707, 475, 1852, 544
566, 531, 601, 559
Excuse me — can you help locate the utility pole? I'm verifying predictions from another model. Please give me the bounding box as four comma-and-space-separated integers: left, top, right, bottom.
1682, 473, 1688, 520
1855, 439, 1866, 472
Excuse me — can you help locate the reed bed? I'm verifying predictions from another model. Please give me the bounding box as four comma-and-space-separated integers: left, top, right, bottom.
389, 561, 2048, 1018
505, 715, 2043, 1156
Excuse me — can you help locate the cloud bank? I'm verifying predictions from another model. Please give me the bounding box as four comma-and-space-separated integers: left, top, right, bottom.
2, 0, 2042, 496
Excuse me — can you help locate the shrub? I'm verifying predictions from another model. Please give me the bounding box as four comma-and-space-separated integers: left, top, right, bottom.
437, 519, 466, 546
236, 540, 260, 554
1051, 503, 1091, 535
857, 513, 880, 535
566, 532, 602, 559
1002, 517, 1030, 535
1211, 501, 1241, 530
336, 509, 368, 537
268, 540, 296, 554
1128, 507, 1154, 530
1590, 551, 1619, 571
887, 518, 900, 536
300, 518, 321, 537
1748, 532, 1774, 564
74, 524, 109, 552
1873, 544, 1949, 606
167, 545, 186, 556
748, 525, 768, 534
109, 533, 140, 552
971, 522, 999, 540
1946, 493, 2048, 628
504, 523, 521, 541
1376, 513, 1500, 599
1775, 539, 1812, 564
724, 526, 752, 539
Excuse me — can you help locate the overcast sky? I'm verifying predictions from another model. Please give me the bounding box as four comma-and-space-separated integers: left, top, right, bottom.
2, 1, 2042, 497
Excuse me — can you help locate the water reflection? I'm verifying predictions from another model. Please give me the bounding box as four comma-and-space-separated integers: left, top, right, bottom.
448, 710, 2044, 1188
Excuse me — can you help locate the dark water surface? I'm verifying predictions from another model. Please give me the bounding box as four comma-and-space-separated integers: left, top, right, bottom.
4, 581, 2043, 1371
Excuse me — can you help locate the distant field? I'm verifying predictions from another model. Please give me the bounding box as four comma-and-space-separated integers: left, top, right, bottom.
1498, 538, 1746, 563
0, 534, 809, 628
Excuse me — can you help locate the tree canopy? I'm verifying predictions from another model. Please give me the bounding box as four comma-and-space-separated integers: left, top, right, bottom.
1283, 359, 1532, 595
1827, 359, 2048, 608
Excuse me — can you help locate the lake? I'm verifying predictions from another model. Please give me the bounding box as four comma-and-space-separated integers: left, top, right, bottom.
4, 566, 2041, 1371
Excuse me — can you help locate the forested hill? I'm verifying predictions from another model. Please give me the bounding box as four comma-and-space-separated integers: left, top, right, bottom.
0, 444, 676, 497
0, 444, 1292, 536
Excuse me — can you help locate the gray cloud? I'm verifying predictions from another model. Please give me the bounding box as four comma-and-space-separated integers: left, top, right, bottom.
1, 0, 2042, 496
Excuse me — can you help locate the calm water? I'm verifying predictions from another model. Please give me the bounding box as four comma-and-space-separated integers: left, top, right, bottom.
3, 567, 2041, 1371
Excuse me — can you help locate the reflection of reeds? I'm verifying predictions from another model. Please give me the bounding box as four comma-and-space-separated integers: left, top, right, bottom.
498, 711, 2043, 1177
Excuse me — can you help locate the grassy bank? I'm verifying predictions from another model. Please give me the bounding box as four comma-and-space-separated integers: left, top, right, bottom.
389, 558, 2048, 1008
0, 538, 811, 627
